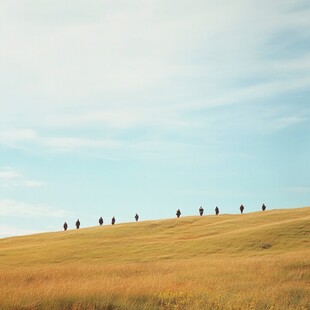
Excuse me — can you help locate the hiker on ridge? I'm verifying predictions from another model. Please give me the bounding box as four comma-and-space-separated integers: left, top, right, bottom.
76, 219, 80, 229
262, 204, 266, 211
63, 222, 68, 231
215, 206, 219, 215
240, 205, 244, 214
111, 217, 116, 225
176, 209, 181, 218
135, 213, 139, 222
99, 217, 104, 226
199, 206, 204, 216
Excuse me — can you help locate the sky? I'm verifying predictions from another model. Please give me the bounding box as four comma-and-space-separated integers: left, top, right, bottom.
0, 0, 309, 238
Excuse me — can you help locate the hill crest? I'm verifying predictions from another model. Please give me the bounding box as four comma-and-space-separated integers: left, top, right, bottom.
0, 207, 309, 267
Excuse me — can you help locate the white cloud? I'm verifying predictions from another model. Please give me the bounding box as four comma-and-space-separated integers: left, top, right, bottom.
1, 1, 309, 117
0, 0, 309, 156
54, 109, 153, 129
0, 199, 70, 218
175, 75, 310, 112
274, 116, 305, 130
0, 167, 43, 188
0, 129, 121, 152
0, 225, 38, 238
0, 168, 20, 180
45, 136, 121, 152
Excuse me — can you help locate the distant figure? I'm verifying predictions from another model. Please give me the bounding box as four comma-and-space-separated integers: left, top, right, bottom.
262, 204, 266, 211
63, 222, 68, 231
111, 217, 116, 225
176, 209, 181, 218
76, 219, 80, 229
99, 217, 104, 226
215, 206, 219, 215
135, 213, 139, 222
240, 205, 244, 214
199, 206, 204, 216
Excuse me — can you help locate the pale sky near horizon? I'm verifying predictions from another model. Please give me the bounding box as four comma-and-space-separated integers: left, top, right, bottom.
0, 0, 309, 238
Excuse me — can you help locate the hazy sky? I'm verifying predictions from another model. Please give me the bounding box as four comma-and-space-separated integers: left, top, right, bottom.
1, 0, 309, 237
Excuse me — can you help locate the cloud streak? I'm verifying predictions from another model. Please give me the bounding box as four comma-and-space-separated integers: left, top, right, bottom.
1, 0, 309, 133
286, 187, 310, 193
0, 129, 121, 152
0, 199, 70, 218
0, 225, 38, 238
0, 167, 43, 188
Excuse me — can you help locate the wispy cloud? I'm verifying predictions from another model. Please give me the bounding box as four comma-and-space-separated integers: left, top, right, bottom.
273, 116, 305, 130
1, 0, 309, 134
286, 187, 310, 193
0, 128, 201, 161
0, 199, 70, 218
0, 167, 43, 188
0, 129, 121, 152
0, 225, 38, 238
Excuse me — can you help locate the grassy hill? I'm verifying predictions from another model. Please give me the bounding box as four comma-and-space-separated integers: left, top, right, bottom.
0, 207, 309, 309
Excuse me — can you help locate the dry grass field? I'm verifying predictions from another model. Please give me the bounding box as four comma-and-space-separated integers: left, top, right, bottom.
0, 207, 309, 309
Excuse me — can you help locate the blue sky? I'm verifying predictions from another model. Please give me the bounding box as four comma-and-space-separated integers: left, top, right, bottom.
0, 0, 309, 237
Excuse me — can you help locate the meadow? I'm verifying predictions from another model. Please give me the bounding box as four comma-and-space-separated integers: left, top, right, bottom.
0, 207, 309, 309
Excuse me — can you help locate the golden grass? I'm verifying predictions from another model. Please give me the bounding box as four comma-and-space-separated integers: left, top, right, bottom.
0, 207, 309, 309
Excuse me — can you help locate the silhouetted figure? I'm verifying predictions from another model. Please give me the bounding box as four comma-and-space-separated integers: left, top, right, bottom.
111, 217, 116, 225
63, 222, 68, 231
99, 217, 104, 226
215, 206, 219, 215
176, 209, 181, 218
199, 206, 204, 216
76, 219, 80, 229
135, 213, 139, 222
240, 205, 244, 214
262, 204, 266, 211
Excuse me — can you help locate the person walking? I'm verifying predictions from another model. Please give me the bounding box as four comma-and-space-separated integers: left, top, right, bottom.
75, 219, 80, 229
215, 206, 219, 215
199, 206, 204, 216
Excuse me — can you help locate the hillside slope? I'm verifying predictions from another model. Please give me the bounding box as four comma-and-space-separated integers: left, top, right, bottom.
0, 207, 309, 266
0, 207, 309, 309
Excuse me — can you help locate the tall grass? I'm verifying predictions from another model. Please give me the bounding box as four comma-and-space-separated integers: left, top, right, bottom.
0, 207, 309, 309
